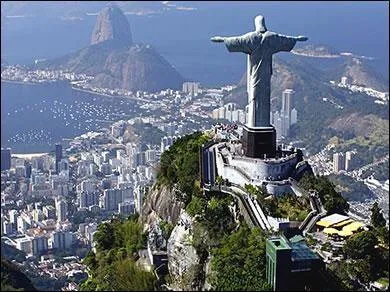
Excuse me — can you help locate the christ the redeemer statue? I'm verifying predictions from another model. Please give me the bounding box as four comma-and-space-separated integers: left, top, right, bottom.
211, 15, 307, 128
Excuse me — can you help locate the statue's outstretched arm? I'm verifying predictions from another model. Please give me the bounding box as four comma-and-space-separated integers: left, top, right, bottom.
211, 36, 225, 43
211, 32, 254, 54
295, 35, 308, 42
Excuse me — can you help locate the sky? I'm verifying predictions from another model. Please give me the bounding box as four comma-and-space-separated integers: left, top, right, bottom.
1, 1, 389, 85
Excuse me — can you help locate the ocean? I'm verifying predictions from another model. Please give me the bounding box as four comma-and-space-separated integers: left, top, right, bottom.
2, 2, 389, 85
1, 81, 136, 153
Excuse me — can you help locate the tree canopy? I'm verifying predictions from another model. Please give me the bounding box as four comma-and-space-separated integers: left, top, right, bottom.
298, 173, 349, 214
79, 217, 154, 291
370, 202, 386, 229
210, 226, 271, 291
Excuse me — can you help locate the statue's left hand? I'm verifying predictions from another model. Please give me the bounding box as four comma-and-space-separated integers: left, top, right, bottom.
296, 35, 308, 41
211, 36, 225, 43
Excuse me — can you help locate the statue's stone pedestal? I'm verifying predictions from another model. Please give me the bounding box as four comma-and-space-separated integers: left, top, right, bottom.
241, 126, 276, 158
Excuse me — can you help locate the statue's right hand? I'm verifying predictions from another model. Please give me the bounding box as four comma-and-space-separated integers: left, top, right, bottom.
296, 35, 308, 41
211, 36, 225, 43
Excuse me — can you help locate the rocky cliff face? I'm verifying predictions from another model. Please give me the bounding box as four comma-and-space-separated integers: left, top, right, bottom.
141, 185, 184, 227
90, 5, 132, 46
36, 5, 185, 91
167, 211, 200, 291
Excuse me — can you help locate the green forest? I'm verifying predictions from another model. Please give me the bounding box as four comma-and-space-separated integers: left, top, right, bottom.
79, 215, 155, 291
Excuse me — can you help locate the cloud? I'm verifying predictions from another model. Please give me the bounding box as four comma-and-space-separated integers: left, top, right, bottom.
161, 1, 197, 11
176, 6, 197, 11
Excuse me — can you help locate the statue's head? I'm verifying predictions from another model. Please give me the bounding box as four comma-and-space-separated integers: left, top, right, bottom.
254, 15, 267, 33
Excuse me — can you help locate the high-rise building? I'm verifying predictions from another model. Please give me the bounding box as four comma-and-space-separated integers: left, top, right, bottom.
333, 152, 345, 173
340, 76, 349, 86
55, 143, 63, 174
280, 89, 295, 137
281, 89, 294, 121
55, 199, 68, 222
43, 205, 56, 220
345, 151, 356, 171
218, 107, 226, 120
15, 237, 32, 254
51, 231, 73, 250
1, 148, 11, 171
212, 108, 220, 120
31, 235, 48, 256
79, 191, 100, 209
266, 235, 323, 291
145, 149, 156, 162
15, 166, 26, 178
118, 201, 135, 215
58, 158, 68, 173
182, 82, 200, 96
102, 189, 123, 211
24, 161, 32, 178
290, 108, 298, 125
9, 210, 18, 225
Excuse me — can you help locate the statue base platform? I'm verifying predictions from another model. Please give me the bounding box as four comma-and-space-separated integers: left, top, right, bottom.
241, 126, 276, 158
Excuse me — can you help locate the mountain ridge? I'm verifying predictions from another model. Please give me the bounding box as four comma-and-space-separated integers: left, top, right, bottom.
35, 4, 185, 91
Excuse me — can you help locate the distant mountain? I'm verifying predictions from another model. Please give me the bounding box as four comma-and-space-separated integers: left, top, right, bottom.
225, 51, 389, 158
291, 44, 340, 58
328, 57, 389, 92
36, 4, 185, 92
90, 5, 132, 46
227, 55, 327, 109
1, 258, 36, 291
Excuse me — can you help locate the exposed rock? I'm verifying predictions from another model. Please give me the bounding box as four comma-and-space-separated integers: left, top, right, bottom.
91, 5, 132, 46
203, 255, 214, 291
167, 211, 200, 291
35, 5, 185, 91
141, 185, 185, 227
90, 44, 185, 91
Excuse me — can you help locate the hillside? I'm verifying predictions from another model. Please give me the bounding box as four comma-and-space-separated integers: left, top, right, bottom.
226, 52, 389, 156
35, 4, 185, 91
1, 258, 36, 291
329, 57, 389, 92
79, 132, 357, 291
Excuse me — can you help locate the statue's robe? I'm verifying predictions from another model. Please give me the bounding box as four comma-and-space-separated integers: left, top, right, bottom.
224, 31, 296, 127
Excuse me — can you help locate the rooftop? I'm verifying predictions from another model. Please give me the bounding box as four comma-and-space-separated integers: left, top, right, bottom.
316, 213, 350, 228
268, 236, 291, 250
291, 242, 320, 261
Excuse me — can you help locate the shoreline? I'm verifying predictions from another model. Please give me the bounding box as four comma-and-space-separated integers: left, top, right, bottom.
71, 86, 147, 102
2, 79, 148, 102
1, 79, 40, 86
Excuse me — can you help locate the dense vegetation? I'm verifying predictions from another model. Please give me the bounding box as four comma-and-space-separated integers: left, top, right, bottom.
327, 173, 373, 202
157, 131, 210, 206
1, 258, 36, 291
329, 203, 389, 289
210, 225, 271, 291
79, 215, 155, 291
245, 184, 310, 221
298, 173, 349, 214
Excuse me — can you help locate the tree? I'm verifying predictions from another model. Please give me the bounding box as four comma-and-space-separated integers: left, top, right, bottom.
370, 202, 386, 228
343, 231, 378, 260
160, 220, 174, 242
216, 175, 224, 190
210, 226, 271, 291
94, 223, 115, 251
186, 196, 207, 218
